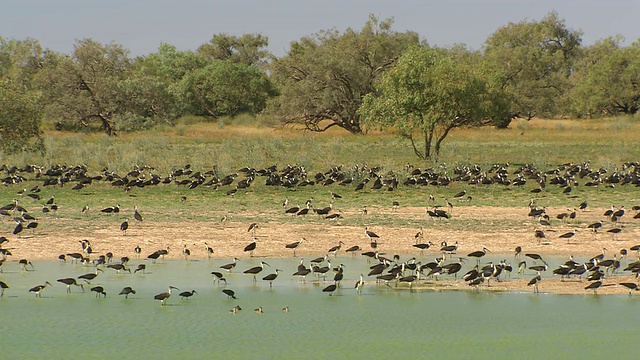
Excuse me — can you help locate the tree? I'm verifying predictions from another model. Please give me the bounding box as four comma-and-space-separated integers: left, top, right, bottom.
359, 45, 508, 159
197, 33, 270, 66
570, 37, 640, 117
483, 11, 582, 123
265, 15, 419, 134
35, 39, 132, 135
131, 43, 210, 123
0, 37, 44, 153
180, 60, 276, 118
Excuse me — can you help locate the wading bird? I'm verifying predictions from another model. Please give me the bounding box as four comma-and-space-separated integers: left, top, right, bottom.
154, 286, 179, 305
29, 281, 52, 297
119, 287, 136, 299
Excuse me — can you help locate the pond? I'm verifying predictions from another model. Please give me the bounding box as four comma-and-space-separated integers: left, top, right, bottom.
0, 255, 637, 358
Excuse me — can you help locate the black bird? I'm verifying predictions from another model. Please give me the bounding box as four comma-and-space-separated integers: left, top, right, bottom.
134, 245, 141, 257
107, 264, 131, 273
559, 229, 577, 241
120, 220, 129, 235
262, 269, 282, 288
57, 278, 84, 293
322, 282, 338, 296
133, 206, 143, 222
328, 241, 344, 256
619, 282, 639, 295
119, 287, 136, 299
285, 238, 305, 257
180, 290, 198, 299
247, 222, 259, 235
453, 190, 467, 198
220, 258, 239, 272
467, 247, 490, 263
222, 288, 237, 299
29, 281, 52, 297
244, 238, 257, 257
528, 273, 542, 293
0, 280, 8, 297
154, 286, 179, 305
204, 242, 214, 258
91, 286, 107, 298
244, 261, 269, 282
78, 268, 103, 284
345, 245, 361, 256
526, 253, 547, 265
211, 271, 227, 285
585, 281, 603, 294
19, 259, 34, 271
134, 264, 146, 274
440, 241, 459, 255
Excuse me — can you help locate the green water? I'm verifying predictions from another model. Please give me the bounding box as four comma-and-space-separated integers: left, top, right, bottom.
0, 257, 637, 359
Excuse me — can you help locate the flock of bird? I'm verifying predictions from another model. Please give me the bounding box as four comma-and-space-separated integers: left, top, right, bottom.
1, 161, 640, 309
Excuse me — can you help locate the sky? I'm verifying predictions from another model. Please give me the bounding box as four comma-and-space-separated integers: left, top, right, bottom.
2, 0, 639, 57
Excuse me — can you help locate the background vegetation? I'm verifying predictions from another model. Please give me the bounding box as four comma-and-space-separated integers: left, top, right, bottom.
1, 11, 639, 158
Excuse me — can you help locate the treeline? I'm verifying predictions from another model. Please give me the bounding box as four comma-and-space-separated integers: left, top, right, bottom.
1, 11, 639, 157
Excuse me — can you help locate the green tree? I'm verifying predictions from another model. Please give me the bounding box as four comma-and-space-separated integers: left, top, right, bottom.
0, 37, 44, 153
132, 43, 210, 123
483, 11, 582, 123
360, 45, 508, 159
35, 39, 132, 135
197, 33, 270, 66
570, 37, 640, 117
180, 60, 276, 118
265, 15, 419, 134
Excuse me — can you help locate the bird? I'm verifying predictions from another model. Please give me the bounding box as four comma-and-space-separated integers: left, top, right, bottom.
528, 273, 542, 293
57, 278, 84, 293
345, 245, 361, 256
229, 305, 242, 314
220, 258, 240, 272
134, 264, 146, 274
0, 281, 8, 297
120, 220, 129, 234
247, 222, 259, 235
154, 286, 179, 305
180, 290, 198, 299
19, 259, 34, 271
328, 241, 344, 256
182, 244, 191, 260
355, 274, 364, 294
119, 287, 136, 299
285, 238, 305, 257
133, 206, 143, 221
204, 242, 214, 258
585, 281, 603, 294
364, 227, 380, 242
244, 238, 257, 257
29, 281, 52, 297
453, 190, 467, 198
282, 306, 289, 313
134, 245, 141, 257
222, 289, 237, 299
244, 261, 269, 282
619, 282, 639, 295
107, 264, 131, 273
90, 286, 107, 298
254, 307, 264, 314
559, 229, 577, 241
322, 282, 338, 296
467, 247, 490, 263
262, 269, 282, 288
78, 268, 103, 284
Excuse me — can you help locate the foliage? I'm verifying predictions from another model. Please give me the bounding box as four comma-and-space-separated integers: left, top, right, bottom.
0, 37, 44, 153
265, 15, 419, 134
197, 33, 271, 66
180, 60, 276, 118
359, 45, 508, 159
570, 37, 640, 117
483, 11, 582, 123
34, 39, 133, 136
132, 43, 211, 122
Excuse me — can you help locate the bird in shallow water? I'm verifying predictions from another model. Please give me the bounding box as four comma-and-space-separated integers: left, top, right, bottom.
154, 286, 179, 305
